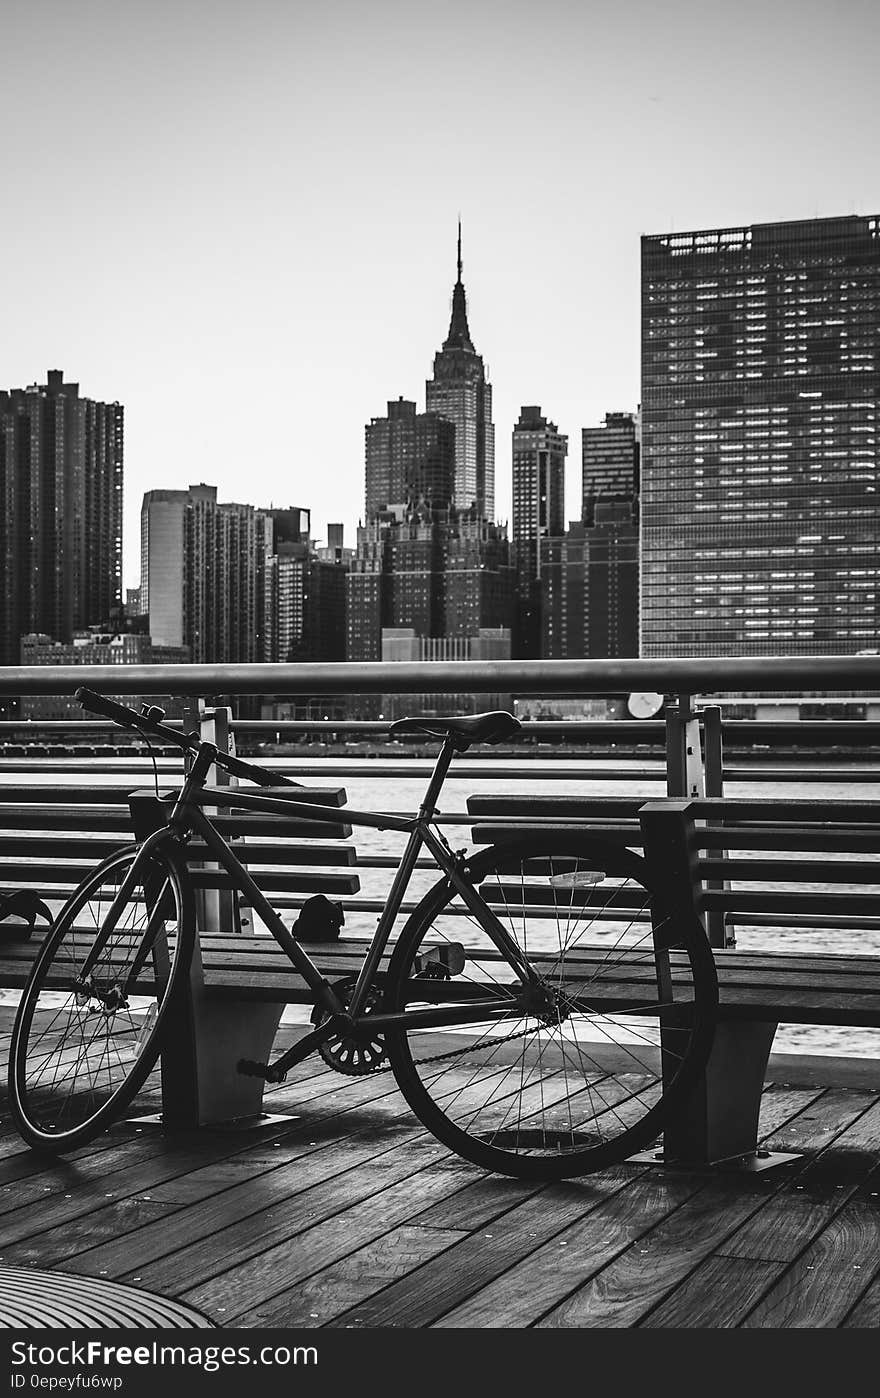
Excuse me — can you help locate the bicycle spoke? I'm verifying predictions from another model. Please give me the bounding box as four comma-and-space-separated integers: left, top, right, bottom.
388, 835, 716, 1179
11, 846, 192, 1151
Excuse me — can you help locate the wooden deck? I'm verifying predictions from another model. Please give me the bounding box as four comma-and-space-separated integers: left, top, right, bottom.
1, 1026, 879, 1329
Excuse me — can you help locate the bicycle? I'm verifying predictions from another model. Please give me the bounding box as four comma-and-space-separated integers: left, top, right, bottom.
8, 687, 718, 1180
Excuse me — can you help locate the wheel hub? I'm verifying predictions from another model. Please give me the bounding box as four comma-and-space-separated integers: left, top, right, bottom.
520, 979, 570, 1026
73, 978, 129, 1016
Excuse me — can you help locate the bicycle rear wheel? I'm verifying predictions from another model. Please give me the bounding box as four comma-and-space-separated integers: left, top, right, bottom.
8, 843, 194, 1152
384, 835, 717, 1180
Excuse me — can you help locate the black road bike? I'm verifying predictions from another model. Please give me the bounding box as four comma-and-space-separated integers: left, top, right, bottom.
8, 688, 718, 1180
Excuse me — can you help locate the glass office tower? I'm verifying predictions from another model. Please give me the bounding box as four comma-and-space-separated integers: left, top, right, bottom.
640, 216, 880, 656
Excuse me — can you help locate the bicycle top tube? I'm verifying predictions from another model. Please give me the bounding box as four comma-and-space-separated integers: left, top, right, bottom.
194, 784, 416, 834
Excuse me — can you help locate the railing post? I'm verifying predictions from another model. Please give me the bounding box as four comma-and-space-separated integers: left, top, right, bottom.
665, 693, 704, 798
197, 704, 240, 936
701, 704, 732, 949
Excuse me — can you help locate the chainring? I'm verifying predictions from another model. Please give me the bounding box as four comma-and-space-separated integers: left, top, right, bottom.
312, 979, 388, 1075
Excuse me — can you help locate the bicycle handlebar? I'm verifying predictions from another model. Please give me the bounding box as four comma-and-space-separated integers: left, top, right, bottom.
74, 687, 301, 789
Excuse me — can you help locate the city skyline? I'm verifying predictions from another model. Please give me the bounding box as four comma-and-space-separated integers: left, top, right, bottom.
2, 0, 877, 589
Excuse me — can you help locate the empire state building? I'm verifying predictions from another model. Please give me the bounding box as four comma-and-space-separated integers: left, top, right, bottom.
426, 225, 495, 519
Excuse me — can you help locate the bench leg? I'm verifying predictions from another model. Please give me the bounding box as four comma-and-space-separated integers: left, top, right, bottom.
660, 1020, 780, 1166
159, 983, 288, 1128
129, 787, 293, 1130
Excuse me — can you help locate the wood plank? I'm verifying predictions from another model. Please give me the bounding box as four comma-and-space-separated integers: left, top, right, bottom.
414, 1176, 540, 1232
95, 1061, 557, 1293
700, 858, 880, 884
185, 1160, 478, 1325
433, 1167, 699, 1328
0, 1069, 404, 1264
534, 1176, 773, 1328
705, 890, 880, 916
433, 1084, 819, 1329
842, 1268, 880, 1327
715, 1090, 880, 1264
329, 1174, 651, 1329
238, 1224, 467, 1327
641, 1096, 880, 1329
699, 827, 880, 853
742, 1190, 880, 1327
55, 1072, 490, 1283
467, 797, 648, 816
642, 1254, 784, 1328
144, 1139, 473, 1308
690, 798, 880, 823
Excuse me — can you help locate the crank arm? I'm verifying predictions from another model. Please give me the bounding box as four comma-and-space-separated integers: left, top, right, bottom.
238, 1016, 350, 1083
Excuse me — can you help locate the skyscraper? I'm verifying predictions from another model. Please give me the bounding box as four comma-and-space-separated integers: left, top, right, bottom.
641, 215, 880, 656
511, 405, 567, 656
426, 225, 495, 518
140, 487, 190, 647
512, 405, 567, 569
580, 412, 639, 657
0, 369, 123, 663
347, 517, 392, 663
141, 484, 272, 664
445, 516, 516, 640
365, 399, 455, 517
351, 400, 457, 659
582, 411, 640, 524
264, 509, 347, 664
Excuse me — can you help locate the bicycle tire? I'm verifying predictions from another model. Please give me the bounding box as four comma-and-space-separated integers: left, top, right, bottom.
8, 843, 195, 1153
384, 834, 718, 1180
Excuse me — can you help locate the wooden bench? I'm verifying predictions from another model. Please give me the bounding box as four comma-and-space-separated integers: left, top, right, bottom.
469, 792, 880, 1169
0, 768, 363, 1129
639, 796, 880, 1167
6, 773, 878, 1164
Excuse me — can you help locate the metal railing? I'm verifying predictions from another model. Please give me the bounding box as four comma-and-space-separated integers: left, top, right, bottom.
0, 653, 879, 695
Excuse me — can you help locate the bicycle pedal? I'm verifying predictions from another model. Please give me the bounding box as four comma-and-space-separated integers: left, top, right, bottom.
236, 1058, 286, 1084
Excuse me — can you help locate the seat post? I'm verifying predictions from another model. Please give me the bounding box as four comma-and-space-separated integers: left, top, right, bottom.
417, 734, 459, 820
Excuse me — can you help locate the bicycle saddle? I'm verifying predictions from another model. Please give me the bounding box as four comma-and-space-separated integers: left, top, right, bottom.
389, 711, 521, 750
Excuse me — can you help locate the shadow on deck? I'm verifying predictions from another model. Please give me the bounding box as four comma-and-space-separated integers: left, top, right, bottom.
1, 1027, 879, 1330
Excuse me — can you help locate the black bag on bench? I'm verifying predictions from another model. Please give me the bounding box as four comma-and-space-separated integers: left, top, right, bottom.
0, 891, 53, 942
292, 893, 344, 943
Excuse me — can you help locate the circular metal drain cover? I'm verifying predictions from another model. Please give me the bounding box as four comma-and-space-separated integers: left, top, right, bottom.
0, 1267, 216, 1329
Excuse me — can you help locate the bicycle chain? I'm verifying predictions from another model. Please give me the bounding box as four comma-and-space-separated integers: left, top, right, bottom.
264, 1017, 539, 1091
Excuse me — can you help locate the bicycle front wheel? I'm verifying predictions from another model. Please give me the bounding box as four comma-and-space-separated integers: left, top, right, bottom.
8, 843, 194, 1152
385, 836, 717, 1180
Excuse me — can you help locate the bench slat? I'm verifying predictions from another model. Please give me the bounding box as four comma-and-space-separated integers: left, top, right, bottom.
699, 825, 880, 854
699, 858, 880, 884
467, 797, 648, 817
0, 837, 358, 869
704, 890, 880, 915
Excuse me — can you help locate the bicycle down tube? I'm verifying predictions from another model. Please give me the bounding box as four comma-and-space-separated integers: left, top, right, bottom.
178, 737, 540, 1026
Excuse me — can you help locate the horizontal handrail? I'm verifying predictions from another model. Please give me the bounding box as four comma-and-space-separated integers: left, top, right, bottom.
1, 716, 878, 744
0, 654, 879, 695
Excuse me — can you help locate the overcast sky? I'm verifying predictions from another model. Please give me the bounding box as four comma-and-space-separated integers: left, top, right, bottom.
2, 0, 878, 588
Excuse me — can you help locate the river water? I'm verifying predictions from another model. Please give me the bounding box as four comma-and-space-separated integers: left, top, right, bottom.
4, 753, 880, 1059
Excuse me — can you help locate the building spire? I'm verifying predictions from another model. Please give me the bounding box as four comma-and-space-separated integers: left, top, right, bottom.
444, 218, 474, 352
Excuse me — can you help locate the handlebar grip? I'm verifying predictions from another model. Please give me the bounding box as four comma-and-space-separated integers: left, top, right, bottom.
74, 687, 141, 729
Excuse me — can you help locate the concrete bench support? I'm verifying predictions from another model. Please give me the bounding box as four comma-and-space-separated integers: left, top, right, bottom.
129, 788, 287, 1129
660, 1018, 779, 1166
639, 798, 787, 1167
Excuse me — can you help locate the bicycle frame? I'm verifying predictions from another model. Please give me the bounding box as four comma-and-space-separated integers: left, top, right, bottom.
138, 732, 542, 1038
